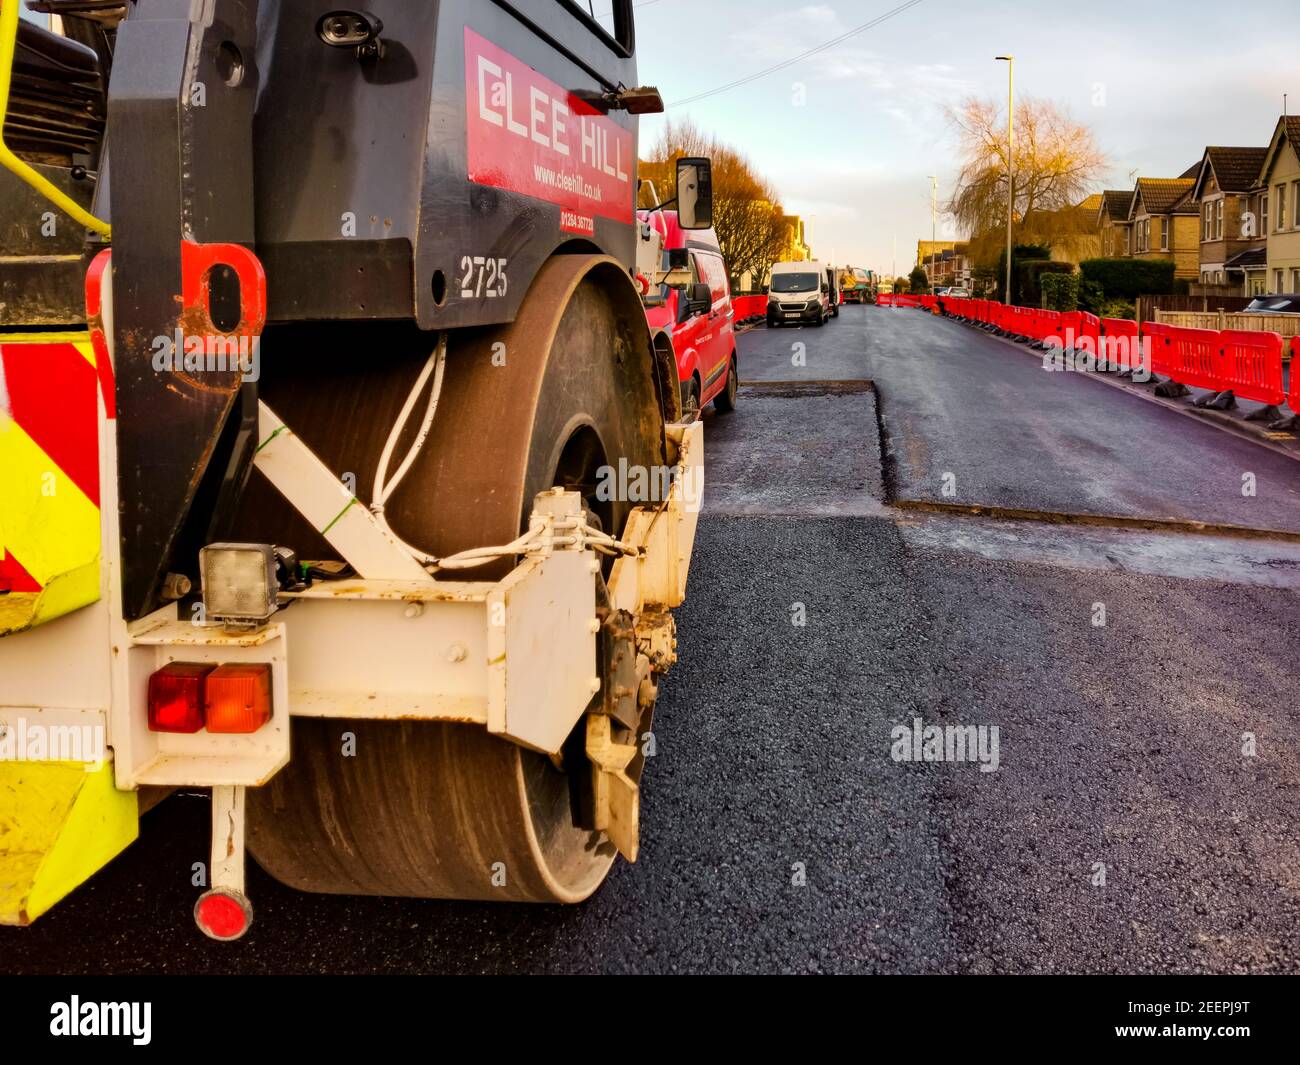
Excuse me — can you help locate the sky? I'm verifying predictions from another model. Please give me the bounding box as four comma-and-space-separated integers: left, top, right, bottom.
629, 0, 1298, 278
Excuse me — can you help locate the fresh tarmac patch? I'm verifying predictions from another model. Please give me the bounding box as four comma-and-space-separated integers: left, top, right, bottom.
703, 381, 887, 517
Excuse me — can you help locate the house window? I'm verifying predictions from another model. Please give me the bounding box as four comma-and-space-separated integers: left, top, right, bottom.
1275, 269, 1285, 293
1292, 268, 1300, 293
1294, 183, 1300, 231
1262, 192, 1269, 233
1159, 218, 1169, 250
1277, 185, 1287, 230
1215, 199, 1224, 240
1203, 203, 1212, 241
1250, 276, 1266, 296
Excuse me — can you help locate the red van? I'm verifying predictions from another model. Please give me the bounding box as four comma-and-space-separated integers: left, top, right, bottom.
638, 209, 739, 420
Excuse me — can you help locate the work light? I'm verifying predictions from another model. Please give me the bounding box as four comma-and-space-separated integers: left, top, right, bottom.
200, 543, 278, 626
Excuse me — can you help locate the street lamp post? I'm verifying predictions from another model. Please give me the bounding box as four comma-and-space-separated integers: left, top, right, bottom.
928, 174, 937, 294
996, 55, 1014, 304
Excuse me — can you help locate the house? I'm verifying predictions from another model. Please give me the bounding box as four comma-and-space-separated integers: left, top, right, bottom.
917, 240, 959, 273
779, 213, 812, 262
922, 243, 971, 289
1045, 193, 1103, 264
1187, 145, 1268, 294
916, 241, 973, 288
1096, 190, 1134, 257
1128, 176, 1199, 279
948, 245, 972, 288
1225, 247, 1267, 296
1257, 116, 1300, 294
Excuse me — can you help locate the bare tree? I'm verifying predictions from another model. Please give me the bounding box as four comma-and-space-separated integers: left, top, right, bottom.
946, 96, 1108, 260
640, 119, 789, 291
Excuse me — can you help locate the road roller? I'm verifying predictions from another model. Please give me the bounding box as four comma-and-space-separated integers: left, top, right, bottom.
0, 0, 707, 937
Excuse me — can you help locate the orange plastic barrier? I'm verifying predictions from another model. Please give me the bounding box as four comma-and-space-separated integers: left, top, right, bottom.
1214, 330, 1285, 407
1290, 339, 1300, 413
939, 301, 1285, 413
1100, 318, 1142, 372
1148, 324, 1219, 392
1075, 312, 1100, 359
1037, 309, 1062, 349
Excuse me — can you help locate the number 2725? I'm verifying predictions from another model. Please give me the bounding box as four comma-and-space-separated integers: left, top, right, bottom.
460, 256, 508, 299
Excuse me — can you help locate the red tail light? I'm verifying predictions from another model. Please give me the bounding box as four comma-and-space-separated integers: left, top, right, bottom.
195, 890, 253, 941
204, 664, 273, 734
147, 663, 214, 733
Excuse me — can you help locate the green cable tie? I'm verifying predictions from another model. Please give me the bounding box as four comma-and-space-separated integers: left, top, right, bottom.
254, 424, 290, 455
320, 497, 357, 537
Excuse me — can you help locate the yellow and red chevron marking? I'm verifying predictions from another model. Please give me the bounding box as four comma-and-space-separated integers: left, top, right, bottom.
0, 330, 107, 636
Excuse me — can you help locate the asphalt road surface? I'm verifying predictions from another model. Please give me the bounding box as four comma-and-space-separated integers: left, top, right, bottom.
6, 304, 1300, 974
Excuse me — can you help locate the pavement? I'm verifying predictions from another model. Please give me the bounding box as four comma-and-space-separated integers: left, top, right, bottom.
5, 303, 1299, 974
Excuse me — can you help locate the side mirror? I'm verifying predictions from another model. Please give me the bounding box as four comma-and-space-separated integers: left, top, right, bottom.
676, 157, 713, 230
688, 282, 712, 314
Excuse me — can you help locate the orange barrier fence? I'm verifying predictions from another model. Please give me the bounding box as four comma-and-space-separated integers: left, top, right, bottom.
1290, 339, 1300, 414
1100, 317, 1143, 373
1147, 323, 1219, 392
878, 293, 923, 308
940, 297, 1288, 412
1217, 330, 1286, 407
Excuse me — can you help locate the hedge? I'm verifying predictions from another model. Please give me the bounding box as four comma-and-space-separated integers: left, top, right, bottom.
1018, 260, 1073, 308
996, 244, 1050, 303
1040, 272, 1080, 311
1079, 258, 1176, 300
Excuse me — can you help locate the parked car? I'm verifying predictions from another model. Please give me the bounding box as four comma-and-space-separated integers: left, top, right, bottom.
946, 287, 971, 298
638, 208, 739, 420
767, 260, 833, 327
1244, 295, 1300, 314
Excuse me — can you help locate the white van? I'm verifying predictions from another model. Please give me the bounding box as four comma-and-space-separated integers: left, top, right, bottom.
767, 260, 832, 327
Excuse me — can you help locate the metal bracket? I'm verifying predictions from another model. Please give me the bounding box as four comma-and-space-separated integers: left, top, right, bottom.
253, 400, 435, 583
